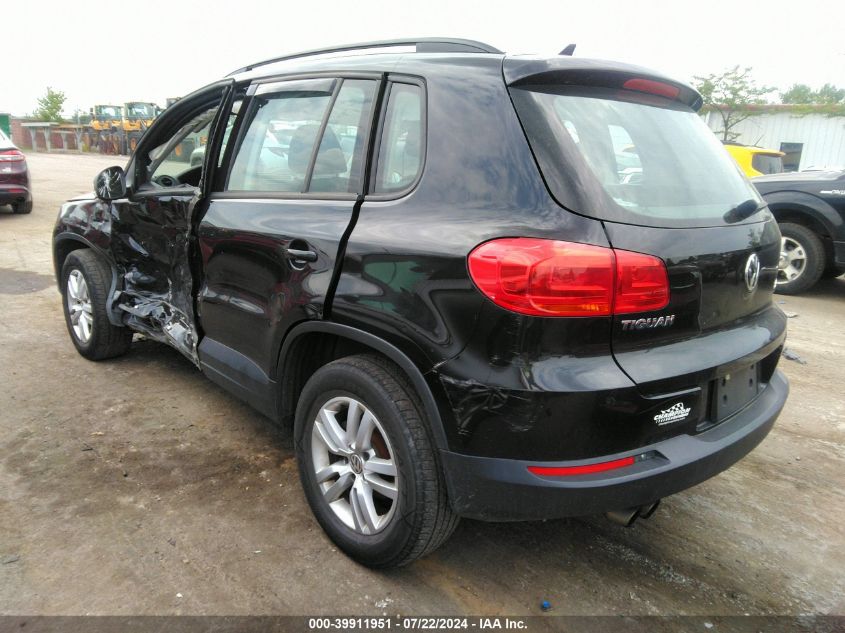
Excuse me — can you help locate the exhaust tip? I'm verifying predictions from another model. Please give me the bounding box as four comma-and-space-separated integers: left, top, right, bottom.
606, 500, 661, 527
639, 499, 661, 520
605, 507, 640, 527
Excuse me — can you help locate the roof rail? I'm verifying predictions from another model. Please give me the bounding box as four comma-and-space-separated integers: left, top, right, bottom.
227, 38, 504, 76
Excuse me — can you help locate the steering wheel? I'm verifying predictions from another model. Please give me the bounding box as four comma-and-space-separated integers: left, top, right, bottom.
153, 174, 180, 188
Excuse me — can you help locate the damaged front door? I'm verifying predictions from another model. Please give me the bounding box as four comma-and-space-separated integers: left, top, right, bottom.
109, 81, 234, 364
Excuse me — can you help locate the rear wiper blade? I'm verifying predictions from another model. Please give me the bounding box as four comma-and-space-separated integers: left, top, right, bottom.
723, 199, 763, 223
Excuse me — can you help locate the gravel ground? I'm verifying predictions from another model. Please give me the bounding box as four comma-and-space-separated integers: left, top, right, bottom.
0, 152, 843, 616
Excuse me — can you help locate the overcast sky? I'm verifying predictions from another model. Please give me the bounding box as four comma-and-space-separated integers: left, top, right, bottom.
3, 0, 844, 116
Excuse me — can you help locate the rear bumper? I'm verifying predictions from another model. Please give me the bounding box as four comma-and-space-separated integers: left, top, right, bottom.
0, 184, 31, 205
441, 369, 788, 521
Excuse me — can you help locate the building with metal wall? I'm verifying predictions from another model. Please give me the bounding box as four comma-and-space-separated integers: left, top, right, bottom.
703, 107, 845, 171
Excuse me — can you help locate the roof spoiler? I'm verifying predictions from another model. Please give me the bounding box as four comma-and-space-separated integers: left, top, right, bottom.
503, 57, 703, 111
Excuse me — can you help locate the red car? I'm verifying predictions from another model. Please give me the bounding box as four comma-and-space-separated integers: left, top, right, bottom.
0, 128, 32, 214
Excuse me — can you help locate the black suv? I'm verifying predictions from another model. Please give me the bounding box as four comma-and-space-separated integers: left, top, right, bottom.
53, 39, 789, 567
752, 169, 845, 294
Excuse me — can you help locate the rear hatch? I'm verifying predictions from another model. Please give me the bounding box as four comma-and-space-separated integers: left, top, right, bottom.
506, 57, 786, 431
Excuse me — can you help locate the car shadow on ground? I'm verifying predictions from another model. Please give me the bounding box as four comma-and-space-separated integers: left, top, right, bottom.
793, 275, 845, 299
112, 334, 293, 445
110, 339, 683, 537
115, 340, 675, 546
110, 339, 627, 543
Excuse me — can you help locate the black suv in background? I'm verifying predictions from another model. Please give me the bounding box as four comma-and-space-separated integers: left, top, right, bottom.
752, 169, 845, 294
53, 39, 788, 567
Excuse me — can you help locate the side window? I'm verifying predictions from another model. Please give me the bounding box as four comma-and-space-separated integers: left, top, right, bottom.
309, 80, 377, 194
148, 107, 218, 185
227, 84, 334, 192
374, 83, 424, 194
226, 79, 377, 195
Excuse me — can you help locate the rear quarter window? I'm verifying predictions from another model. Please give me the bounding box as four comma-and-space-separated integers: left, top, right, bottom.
373, 83, 424, 195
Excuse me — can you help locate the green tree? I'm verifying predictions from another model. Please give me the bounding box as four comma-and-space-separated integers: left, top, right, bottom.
33, 87, 67, 123
781, 83, 814, 104
781, 83, 845, 104
694, 66, 774, 141
816, 84, 845, 104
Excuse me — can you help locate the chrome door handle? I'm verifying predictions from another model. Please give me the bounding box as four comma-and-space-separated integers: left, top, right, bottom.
286, 248, 318, 263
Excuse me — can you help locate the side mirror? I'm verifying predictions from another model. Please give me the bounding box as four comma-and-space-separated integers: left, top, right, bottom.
94, 166, 127, 201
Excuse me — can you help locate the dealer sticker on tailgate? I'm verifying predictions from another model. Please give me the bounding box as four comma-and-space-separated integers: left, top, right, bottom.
654, 402, 692, 426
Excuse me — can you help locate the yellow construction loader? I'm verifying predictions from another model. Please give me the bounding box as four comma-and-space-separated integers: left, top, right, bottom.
82, 102, 161, 154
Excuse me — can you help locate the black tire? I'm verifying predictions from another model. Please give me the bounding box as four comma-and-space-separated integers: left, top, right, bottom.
775, 222, 826, 295
822, 266, 844, 280
60, 250, 133, 360
12, 199, 32, 214
295, 354, 458, 568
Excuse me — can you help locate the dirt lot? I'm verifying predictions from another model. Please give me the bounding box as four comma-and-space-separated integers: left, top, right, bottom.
0, 152, 843, 616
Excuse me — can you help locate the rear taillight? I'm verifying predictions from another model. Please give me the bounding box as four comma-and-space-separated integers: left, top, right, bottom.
468, 239, 613, 316
467, 238, 669, 317
0, 149, 25, 163
614, 250, 670, 314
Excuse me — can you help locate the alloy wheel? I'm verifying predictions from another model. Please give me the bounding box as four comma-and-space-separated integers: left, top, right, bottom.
310, 396, 399, 535
67, 269, 93, 343
777, 236, 807, 285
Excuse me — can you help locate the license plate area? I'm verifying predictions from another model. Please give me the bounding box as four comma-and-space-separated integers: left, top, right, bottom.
711, 362, 761, 423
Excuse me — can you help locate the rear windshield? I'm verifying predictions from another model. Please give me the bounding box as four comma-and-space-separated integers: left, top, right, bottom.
752, 153, 784, 175
510, 85, 763, 228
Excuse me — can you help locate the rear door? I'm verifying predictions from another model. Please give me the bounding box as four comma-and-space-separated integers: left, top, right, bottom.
507, 66, 786, 430
195, 76, 380, 414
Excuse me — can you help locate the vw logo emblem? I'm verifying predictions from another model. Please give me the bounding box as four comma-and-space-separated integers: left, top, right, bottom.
744, 253, 761, 292
349, 454, 364, 474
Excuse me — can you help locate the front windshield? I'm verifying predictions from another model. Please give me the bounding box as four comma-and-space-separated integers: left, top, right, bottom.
126, 103, 154, 118
510, 85, 762, 227
97, 106, 122, 118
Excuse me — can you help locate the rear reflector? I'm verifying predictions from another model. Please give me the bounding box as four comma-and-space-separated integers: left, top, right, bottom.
528, 456, 636, 477
468, 238, 669, 317
0, 149, 25, 162
622, 78, 681, 100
